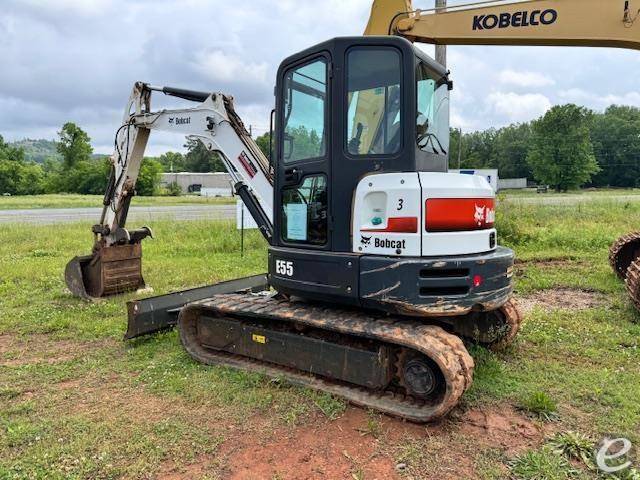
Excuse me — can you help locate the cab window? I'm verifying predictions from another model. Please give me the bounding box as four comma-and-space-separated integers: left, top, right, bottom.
282, 58, 327, 163
416, 62, 450, 155
346, 48, 402, 156
281, 175, 328, 245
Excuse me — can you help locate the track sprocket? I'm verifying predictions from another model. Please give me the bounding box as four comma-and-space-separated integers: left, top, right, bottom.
485, 297, 523, 351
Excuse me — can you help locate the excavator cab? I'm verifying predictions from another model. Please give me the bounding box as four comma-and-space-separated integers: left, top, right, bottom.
267, 36, 514, 319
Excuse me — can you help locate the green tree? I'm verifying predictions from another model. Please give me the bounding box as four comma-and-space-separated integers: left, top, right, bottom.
449, 128, 497, 170
0, 135, 45, 195
65, 159, 111, 194
286, 126, 322, 161
255, 132, 271, 160
526, 104, 599, 192
491, 123, 533, 179
136, 158, 163, 196
157, 151, 186, 172
56, 122, 93, 169
184, 138, 225, 172
589, 105, 640, 187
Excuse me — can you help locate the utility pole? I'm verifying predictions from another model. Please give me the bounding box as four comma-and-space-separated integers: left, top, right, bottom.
435, 0, 447, 67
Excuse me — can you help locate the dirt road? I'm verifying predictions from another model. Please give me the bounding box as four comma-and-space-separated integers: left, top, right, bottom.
0, 204, 236, 224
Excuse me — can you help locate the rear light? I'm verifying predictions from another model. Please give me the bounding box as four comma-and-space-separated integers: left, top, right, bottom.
426, 198, 495, 232
362, 217, 418, 234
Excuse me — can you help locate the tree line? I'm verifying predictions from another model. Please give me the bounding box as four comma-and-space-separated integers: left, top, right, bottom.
450, 104, 640, 191
2, 103, 640, 196
0, 123, 226, 196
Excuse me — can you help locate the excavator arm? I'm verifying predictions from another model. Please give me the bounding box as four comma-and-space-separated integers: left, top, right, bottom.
65, 82, 274, 299
366, 0, 640, 50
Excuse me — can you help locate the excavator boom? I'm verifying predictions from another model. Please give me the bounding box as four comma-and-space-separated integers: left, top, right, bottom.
366, 0, 640, 50
65, 82, 274, 299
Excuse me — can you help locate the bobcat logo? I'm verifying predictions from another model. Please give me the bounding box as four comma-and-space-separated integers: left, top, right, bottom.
474, 205, 486, 226
474, 204, 495, 226
360, 235, 372, 246
168, 117, 174, 125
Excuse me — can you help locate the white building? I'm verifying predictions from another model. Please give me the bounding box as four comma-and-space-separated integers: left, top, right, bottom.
449, 169, 499, 191
160, 172, 233, 196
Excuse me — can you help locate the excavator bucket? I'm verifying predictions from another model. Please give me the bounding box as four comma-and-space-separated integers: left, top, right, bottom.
65, 244, 145, 299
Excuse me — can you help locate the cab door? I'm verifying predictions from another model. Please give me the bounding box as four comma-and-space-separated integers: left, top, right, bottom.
274, 53, 332, 251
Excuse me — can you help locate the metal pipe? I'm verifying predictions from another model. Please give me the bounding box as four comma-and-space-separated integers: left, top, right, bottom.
435, 0, 447, 66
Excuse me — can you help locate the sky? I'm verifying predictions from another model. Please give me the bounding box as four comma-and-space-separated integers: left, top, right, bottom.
2, 0, 640, 155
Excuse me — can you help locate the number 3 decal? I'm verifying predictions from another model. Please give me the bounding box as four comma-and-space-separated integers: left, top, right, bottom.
397, 198, 404, 211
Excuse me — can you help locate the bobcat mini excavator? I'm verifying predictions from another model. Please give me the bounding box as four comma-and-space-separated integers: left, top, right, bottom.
65, 0, 640, 421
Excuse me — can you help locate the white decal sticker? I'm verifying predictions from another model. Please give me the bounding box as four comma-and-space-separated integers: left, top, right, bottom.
275, 260, 294, 277
286, 203, 307, 241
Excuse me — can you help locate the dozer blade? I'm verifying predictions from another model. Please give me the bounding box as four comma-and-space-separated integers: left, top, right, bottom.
65, 244, 145, 299
125, 274, 269, 339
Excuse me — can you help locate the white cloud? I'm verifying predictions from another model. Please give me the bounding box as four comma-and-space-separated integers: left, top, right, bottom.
485, 92, 552, 123
192, 50, 269, 86
498, 69, 555, 88
2, 0, 640, 150
559, 88, 640, 110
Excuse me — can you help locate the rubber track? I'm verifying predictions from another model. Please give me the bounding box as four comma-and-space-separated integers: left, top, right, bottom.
178, 293, 474, 423
488, 297, 523, 351
626, 257, 640, 311
609, 232, 640, 279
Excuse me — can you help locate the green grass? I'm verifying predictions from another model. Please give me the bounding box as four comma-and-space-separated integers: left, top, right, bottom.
517, 391, 559, 421
1, 193, 640, 478
0, 193, 234, 210
499, 187, 640, 198
509, 447, 577, 480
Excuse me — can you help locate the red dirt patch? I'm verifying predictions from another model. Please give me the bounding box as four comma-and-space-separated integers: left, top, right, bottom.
518, 288, 608, 314
214, 404, 543, 480
156, 456, 212, 480
457, 405, 543, 456
222, 408, 400, 480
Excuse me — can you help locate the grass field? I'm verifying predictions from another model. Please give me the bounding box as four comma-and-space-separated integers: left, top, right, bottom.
1, 195, 640, 479
0, 194, 234, 210
500, 187, 640, 197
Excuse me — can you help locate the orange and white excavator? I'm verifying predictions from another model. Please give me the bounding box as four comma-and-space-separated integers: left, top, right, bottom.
67, 0, 640, 422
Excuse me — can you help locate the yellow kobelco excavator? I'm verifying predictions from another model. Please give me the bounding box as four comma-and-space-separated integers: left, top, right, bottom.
65, 0, 640, 421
